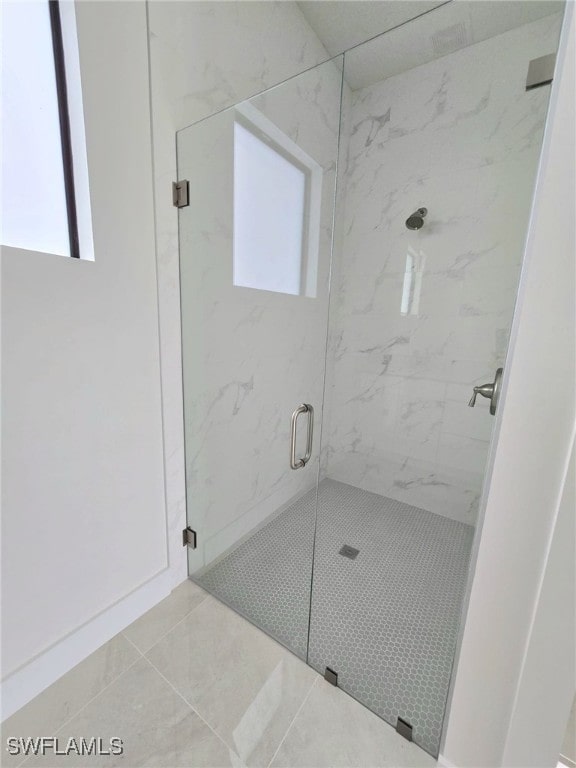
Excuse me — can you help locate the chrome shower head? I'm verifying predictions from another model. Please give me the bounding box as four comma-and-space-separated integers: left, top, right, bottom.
405, 207, 428, 230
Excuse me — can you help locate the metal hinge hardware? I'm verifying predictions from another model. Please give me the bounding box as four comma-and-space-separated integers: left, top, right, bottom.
324, 667, 338, 686
396, 717, 413, 742
182, 527, 197, 549
172, 180, 189, 208
526, 53, 556, 91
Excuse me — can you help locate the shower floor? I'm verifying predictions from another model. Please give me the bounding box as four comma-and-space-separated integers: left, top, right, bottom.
195, 478, 474, 757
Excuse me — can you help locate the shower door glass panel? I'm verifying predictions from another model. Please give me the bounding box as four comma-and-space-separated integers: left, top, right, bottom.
178, 57, 343, 660
310, 3, 564, 758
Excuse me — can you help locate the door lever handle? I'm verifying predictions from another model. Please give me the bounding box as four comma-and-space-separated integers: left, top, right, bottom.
468, 368, 503, 415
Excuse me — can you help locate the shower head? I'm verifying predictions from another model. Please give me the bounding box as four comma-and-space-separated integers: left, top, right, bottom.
405, 207, 428, 230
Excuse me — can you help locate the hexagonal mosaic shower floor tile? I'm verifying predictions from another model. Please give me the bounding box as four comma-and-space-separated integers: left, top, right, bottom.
196, 479, 474, 758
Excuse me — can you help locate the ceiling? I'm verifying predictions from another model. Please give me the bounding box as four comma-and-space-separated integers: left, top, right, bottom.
297, 0, 564, 90
297, 1, 446, 55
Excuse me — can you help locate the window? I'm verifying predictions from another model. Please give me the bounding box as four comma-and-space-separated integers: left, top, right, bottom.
1, 1, 93, 259
233, 105, 322, 297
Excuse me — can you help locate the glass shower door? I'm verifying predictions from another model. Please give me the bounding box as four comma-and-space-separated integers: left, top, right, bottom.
177, 57, 343, 660
309, 2, 564, 758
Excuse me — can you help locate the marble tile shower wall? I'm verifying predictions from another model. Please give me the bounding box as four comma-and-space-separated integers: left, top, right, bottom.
148, 2, 331, 582
323, 14, 563, 526
178, 61, 343, 571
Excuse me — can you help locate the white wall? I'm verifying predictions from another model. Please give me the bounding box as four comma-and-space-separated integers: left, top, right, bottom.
147, 0, 331, 582
324, 13, 563, 527
1, 1, 169, 714
560, 695, 576, 767
503, 436, 575, 767
441, 4, 575, 764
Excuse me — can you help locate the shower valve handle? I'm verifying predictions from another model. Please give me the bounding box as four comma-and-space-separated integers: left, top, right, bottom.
468, 384, 494, 407
468, 368, 503, 415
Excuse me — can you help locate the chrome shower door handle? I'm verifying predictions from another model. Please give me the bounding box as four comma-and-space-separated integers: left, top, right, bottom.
290, 403, 314, 470
290, 405, 307, 469
468, 367, 503, 415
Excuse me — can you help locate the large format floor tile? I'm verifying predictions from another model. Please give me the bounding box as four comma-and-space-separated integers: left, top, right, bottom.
1, 634, 139, 768
270, 677, 436, 768
123, 579, 208, 653
3, 579, 439, 768
23, 657, 237, 767
146, 596, 318, 767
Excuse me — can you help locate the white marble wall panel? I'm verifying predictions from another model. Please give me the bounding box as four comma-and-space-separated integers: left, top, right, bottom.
323, 14, 563, 526
148, 1, 330, 129
177, 61, 343, 571
147, 2, 331, 584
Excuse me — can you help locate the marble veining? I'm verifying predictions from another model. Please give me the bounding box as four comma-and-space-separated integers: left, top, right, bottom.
322, 13, 562, 526
177, 59, 343, 571
148, 1, 334, 586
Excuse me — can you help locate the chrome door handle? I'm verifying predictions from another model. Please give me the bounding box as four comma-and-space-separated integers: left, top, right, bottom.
468, 367, 503, 415
290, 403, 314, 469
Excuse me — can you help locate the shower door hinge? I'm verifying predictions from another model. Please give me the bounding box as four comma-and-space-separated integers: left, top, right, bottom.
324, 667, 338, 686
396, 717, 413, 742
172, 180, 189, 208
182, 526, 197, 549
526, 53, 556, 91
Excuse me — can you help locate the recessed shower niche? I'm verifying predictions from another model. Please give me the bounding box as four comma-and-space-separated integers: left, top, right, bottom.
176, 2, 564, 757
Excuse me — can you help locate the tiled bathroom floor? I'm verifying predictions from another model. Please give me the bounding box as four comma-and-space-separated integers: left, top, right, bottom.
197, 479, 474, 757
2, 581, 435, 768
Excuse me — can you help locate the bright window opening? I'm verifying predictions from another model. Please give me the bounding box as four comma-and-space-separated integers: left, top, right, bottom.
233, 106, 322, 297
1, 1, 93, 260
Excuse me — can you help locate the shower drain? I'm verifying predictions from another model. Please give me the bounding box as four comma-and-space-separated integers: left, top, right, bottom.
339, 544, 359, 560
